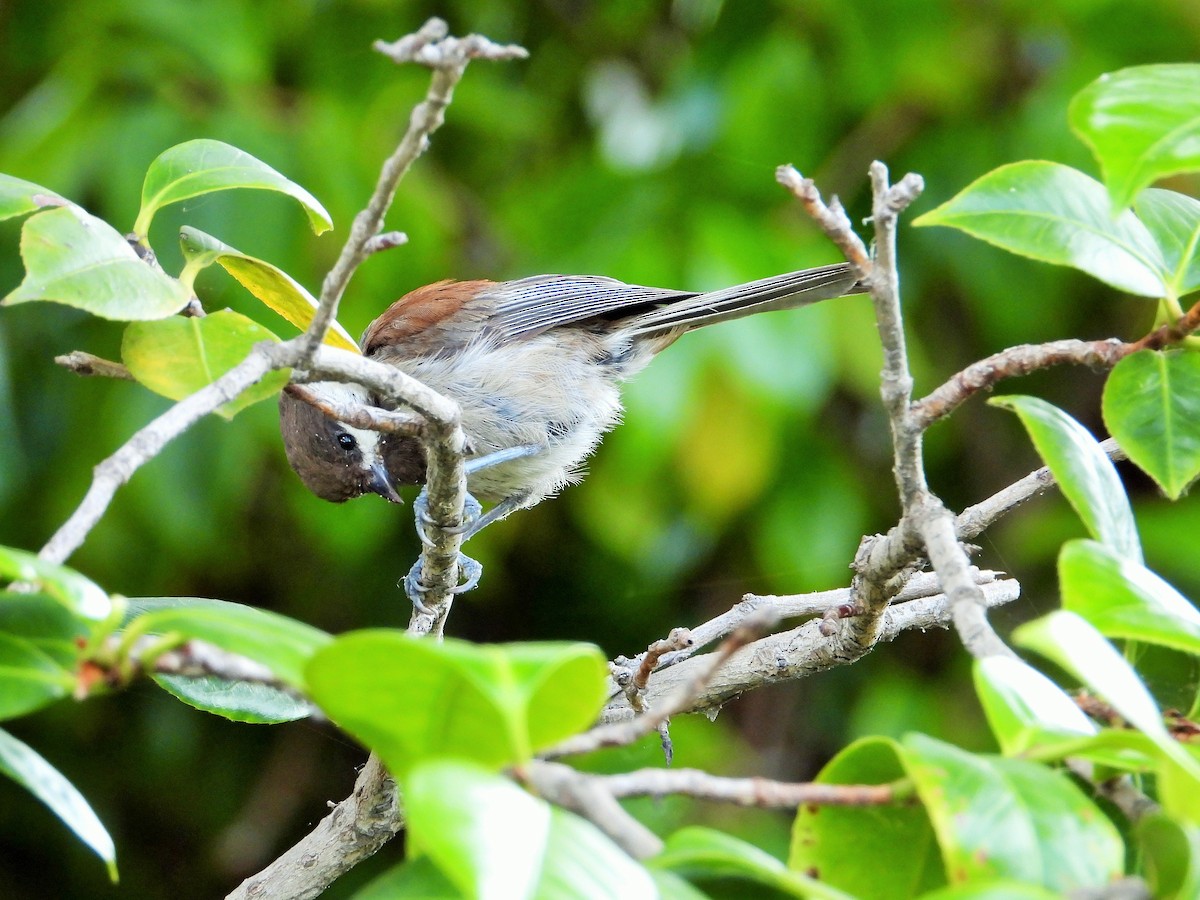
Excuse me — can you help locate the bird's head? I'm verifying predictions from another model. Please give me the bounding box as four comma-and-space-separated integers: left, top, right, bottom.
278, 382, 402, 504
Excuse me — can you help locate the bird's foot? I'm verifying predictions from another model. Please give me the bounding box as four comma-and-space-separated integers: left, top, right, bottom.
403, 553, 484, 614
413, 487, 483, 548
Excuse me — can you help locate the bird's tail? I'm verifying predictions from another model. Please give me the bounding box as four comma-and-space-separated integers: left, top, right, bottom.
624, 263, 862, 337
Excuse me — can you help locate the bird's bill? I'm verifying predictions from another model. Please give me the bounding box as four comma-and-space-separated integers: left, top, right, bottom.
368, 460, 403, 503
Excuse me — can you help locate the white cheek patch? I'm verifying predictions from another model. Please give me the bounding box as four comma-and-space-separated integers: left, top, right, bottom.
305, 381, 383, 465
345, 423, 383, 467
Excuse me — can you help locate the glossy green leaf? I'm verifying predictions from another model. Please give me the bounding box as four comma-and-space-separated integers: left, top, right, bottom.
647, 869, 711, 900
1136, 814, 1200, 900
992, 395, 1141, 561
536, 795, 658, 899
179, 227, 359, 353
973, 656, 1096, 756
0, 591, 87, 669
1060, 539, 1200, 654
902, 733, 1124, 890
1021, 728, 1180, 774
0, 631, 73, 720
1014, 610, 1200, 782
153, 675, 314, 724
124, 597, 331, 688
0, 727, 116, 881
306, 634, 607, 776
404, 761, 656, 900
916, 883, 1062, 900
0, 173, 67, 222
1161, 755, 1200, 825
121, 309, 290, 418
3, 206, 191, 319
657, 827, 852, 899
790, 737, 941, 898
0, 592, 86, 717
135, 139, 332, 237
0, 545, 111, 621
1102, 350, 1200, 499
913, 161, 1167, 296
351, 856, 459, 899
1069, 64, 1200, 212
1135, 189, 1200, 297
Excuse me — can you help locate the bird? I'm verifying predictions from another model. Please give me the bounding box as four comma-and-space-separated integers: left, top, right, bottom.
279, 263, 860, 604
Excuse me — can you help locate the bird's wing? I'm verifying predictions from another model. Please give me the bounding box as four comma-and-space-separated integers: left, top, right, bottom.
482, 274, 697, 339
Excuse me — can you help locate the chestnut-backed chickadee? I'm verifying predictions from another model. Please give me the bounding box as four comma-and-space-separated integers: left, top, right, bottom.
279, 264, 858, 594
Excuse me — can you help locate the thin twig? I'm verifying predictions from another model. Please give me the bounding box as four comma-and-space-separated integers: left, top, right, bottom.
595, 766, 904, 808
1131, 294, 1200, 351
39, 344, 283, 564
284, 384, 425, 436
956, 438, 1126, 540
53, 351, 134, 380
545, 610, 781, 759
869, 162, 926, 508
596, 575, 1020, 724
919, 503, 1016, 659
911, 338, 1130, 429
522, 761, 664, 859
642, 569, 999, 674
775, 165, 872, 274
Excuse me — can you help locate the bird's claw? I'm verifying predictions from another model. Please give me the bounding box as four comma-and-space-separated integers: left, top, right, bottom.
413, 487, 484, 547
403, 553, 484, 614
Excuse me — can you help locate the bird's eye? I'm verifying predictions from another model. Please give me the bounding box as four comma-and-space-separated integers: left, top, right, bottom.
336, 432, 357, 450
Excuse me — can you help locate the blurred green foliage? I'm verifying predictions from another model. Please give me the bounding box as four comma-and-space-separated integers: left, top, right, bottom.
1, 0, 1198, 896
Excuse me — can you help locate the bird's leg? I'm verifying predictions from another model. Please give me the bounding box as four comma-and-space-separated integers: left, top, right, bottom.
403, 443, 543, 610
412, 442, 543, 545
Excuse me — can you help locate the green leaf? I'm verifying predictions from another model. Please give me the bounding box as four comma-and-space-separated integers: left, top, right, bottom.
1014, 610, 1200, 783
135, 139, 332, 237
0, 591, 88, 669
1135, 189, 1200, 298
120, 309, 290, 418
1102, 350, 1200, 499
0, 545, 111, 621
790, 737, 941, 898
1069, 64, 1200, 212
1136, 814, 1200, 900
178, 227, 360, 353
1022, 728, 1175, 774
973, 656, 1097, 756
0, 173, 67, 222
404, 761, 656, 900
656, 827, 853, 899
153, 675, 314, 724
306, 634, 608, 776
0, 592, 87, 718
0, 727, 117, 882
536, 797, 658, 899
1060, 539, 1200, 655
647, 869, 711, 900
991, 395, 1141, 562
351, 855, 459, 899
916, 882, 1062, 900
124, 597, 331, 688
0, 631, 73, 720
3, 206, 192, 320
902, 733, 1124, 890
1160, 752, 1200, 825
913, 161, 1167, 296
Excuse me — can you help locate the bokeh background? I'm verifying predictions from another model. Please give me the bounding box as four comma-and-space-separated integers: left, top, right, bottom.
1, 1, 1198, 896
